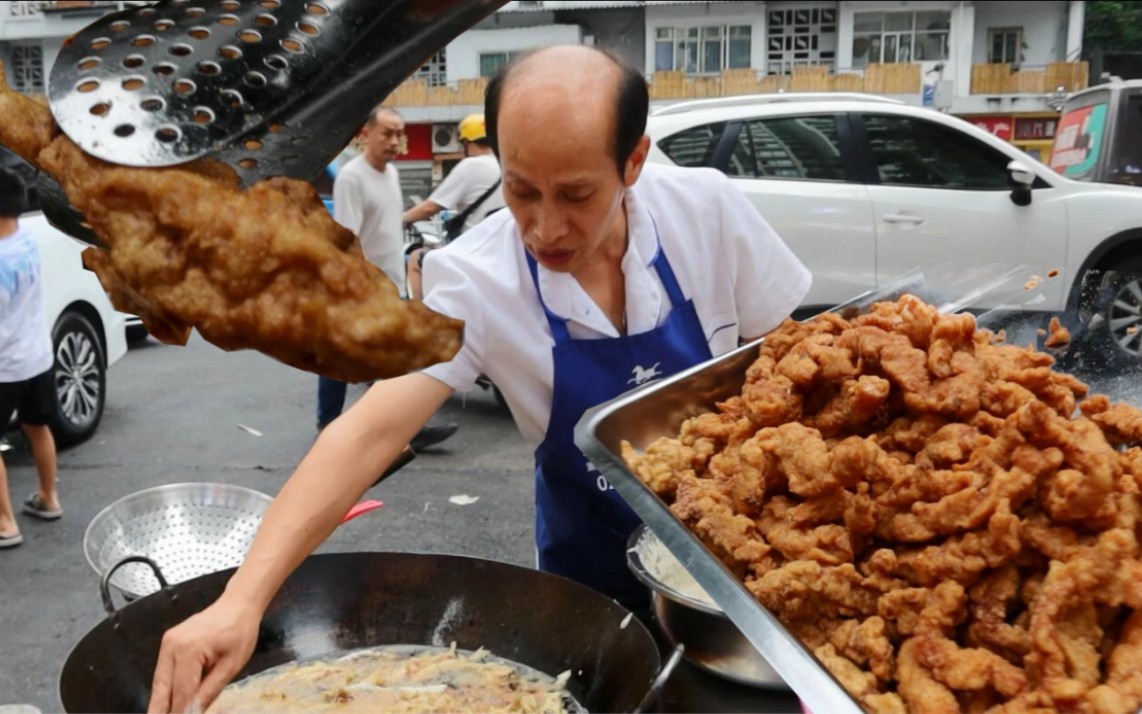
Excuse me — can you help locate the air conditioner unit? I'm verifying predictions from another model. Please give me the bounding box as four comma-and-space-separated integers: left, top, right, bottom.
432, 123, 461, 153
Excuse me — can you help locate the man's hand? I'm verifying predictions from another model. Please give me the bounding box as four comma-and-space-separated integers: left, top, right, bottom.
403, 200, 443, 226
145, 373, 454, 713
147, 595, 260, 713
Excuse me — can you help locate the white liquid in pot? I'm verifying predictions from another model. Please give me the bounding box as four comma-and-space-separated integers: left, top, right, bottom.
633, 530, 719, 609
208, 643, 582, 714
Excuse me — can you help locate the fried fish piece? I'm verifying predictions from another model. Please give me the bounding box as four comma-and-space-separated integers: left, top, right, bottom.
758, 496, 856, 565
670, 475, 777, 578
0, 64, 462, 383
1081, 395, 1142, 447
965, 565, 1030, 663
748, 560, 880, 621
621, 437, 700, 497
815, 643, 907, 714
1082, 610, 1142, 714
1045, 317, 1071, 349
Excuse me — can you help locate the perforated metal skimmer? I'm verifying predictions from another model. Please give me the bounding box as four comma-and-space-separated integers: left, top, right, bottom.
84, 483, 273, 600
42, 0, 505, 247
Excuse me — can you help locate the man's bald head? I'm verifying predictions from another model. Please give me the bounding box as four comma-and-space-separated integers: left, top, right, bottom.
366, 104, 402, 127
485, 45, 648, 176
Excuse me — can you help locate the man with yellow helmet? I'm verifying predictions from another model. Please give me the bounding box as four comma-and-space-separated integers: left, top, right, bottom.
458, 113, 488, 145
403, 113, 505, 299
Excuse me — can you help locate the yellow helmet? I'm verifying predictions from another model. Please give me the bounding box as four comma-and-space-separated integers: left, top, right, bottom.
458, 113, 487, 143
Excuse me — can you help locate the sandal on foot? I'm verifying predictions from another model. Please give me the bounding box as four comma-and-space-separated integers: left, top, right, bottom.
0, 531, 23, 548
23, 493, 62, 520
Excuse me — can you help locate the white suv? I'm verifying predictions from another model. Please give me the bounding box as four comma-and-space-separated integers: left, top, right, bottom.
646, 94, 1142, 360
8, 213, 128, 446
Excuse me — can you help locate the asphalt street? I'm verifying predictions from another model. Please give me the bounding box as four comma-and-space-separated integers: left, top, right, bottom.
0, 333, 535, 711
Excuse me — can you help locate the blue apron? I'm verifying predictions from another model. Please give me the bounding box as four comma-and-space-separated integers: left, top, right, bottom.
527, 227, 713, 608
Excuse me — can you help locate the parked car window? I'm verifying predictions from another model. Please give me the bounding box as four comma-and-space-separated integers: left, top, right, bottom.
657, 122, 726, 168
1108, 94, 1142, 187
864, 114, 1010, 189
728, 115, 845, 181
727, 126, 758, 177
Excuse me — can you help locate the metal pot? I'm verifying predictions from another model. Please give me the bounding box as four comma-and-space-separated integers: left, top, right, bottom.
627, 525, 788, 689
61, 551, 681, 713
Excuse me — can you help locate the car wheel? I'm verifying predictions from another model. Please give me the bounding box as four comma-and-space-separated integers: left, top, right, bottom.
1078, 256, 1142, 367
49, 311, 106, 447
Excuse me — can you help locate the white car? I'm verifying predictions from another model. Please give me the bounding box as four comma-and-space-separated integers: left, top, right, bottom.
8, 212, 128, 446
646, 94, 1142, 360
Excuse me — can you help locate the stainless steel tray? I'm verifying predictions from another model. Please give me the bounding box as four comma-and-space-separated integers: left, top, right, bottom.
573, 270, 1047, 714
577, 338, 861, 714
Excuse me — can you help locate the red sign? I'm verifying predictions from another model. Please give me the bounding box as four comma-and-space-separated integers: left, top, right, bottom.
1016, 118, 1058, 141
967, 116, 1014, 141
398, 123, 434, 161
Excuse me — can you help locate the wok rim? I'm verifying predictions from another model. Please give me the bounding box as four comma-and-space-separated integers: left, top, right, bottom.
60, 550, 663, 713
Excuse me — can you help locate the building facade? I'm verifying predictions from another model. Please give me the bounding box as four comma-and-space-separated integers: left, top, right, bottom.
0, 1, 1089, 181
382, 0, 1088, 172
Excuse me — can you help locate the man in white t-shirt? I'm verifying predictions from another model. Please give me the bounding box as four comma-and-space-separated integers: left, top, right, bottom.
320, 107, 457, 450
332, 106, 407, 293
403, 113, 505, 300
0, 168, 62, 549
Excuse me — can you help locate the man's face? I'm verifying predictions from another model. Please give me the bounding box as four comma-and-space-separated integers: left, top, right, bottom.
498, 99, 643, 274
366, 112, 404, 163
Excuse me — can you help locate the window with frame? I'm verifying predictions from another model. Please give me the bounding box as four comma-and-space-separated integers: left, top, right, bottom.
863, 115, 1012, 189
6, 2, 45, 20
766, 6, 837, 76
727, 115, 845, 181
479, 51, 522, 78
654, 25, 751, 74
416, 50, 447, 88
988, 28, 1023, 64
852, 10, 950, 68
658, 122, 727, 167
8, 41, 44, 94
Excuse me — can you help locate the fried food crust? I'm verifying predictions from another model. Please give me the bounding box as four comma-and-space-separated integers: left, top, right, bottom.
0, 65, 462, 382
622, 297, 1142, 714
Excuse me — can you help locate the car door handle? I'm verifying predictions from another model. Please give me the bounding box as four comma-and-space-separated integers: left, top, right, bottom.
882, 212, 926, 224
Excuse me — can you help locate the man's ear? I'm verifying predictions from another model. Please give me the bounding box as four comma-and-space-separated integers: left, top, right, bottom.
623, 135, 651, 188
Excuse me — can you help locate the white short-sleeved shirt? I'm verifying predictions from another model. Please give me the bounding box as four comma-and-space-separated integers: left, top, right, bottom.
333, 155, 406, 293
422, 163, 812, 447
0, 228, 52, 383
428, 154, 506, 234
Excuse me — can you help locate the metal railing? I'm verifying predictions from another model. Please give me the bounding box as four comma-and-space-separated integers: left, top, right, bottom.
970, 62, 1088, 95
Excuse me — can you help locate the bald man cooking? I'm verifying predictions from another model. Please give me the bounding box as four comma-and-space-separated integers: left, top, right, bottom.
147, 46, 811, 713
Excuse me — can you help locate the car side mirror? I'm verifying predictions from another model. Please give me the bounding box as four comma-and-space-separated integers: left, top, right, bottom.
1008, 160, 1034, 207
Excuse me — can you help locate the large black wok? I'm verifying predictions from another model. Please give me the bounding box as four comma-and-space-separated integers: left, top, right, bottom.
61, 552, 674, 713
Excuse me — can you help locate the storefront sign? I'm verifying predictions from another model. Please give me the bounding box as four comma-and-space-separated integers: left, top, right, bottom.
967, 117, 1013, 141
1016, 118, 1057, 141
400, 124, 434, 161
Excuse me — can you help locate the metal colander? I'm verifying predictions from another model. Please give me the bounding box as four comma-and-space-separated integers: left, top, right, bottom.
84, 483, 272, 600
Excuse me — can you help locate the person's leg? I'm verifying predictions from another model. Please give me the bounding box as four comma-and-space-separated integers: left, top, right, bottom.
0, 454, 19, 540
21, 423, 59, 511
18, 370, 61, 519
0, 382, 19, 540
316, 375, 348, 430
407, 248, 426, 301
